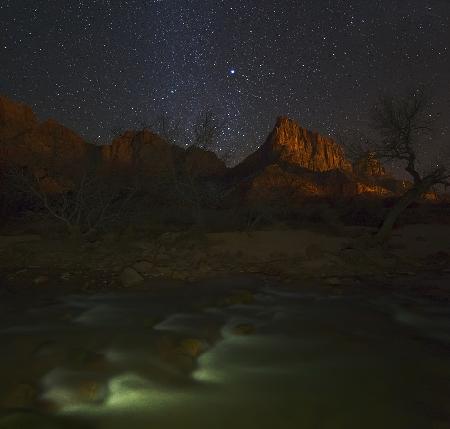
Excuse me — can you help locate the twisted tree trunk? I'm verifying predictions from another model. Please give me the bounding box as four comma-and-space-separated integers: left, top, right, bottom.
375, 177, 434, 242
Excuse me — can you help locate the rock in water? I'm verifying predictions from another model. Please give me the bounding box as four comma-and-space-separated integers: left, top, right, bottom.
120, 267, 144, 287
231, 323, 256, 335
178, 338, 205, 358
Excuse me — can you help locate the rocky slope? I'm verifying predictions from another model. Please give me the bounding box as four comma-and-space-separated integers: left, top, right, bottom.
0, 96, 37, 140
102, 130, 226, 178
353, 152, 386, 177
0, 96, 226, 186
0, 96, 86, 165
0, 96, 88, 192
230, 117, 394, 200
0, 95, 398, 201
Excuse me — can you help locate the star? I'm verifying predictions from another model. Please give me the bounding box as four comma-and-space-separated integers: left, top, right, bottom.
0, 0, 448, 165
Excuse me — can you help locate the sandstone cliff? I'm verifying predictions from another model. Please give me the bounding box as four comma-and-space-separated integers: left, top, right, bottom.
0, 96, 88, 192
232, 117, 352, 179
0, 96, 37, 141
184, 146, 227, 177
102, 129, 226, 178
230, 117, 395, 201
353, 152, 386, 177
0, 96, 227, 185
102, 129, 180, 177
0, 95, 397, 203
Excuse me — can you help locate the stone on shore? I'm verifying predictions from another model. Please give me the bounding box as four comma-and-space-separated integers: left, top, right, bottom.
120, 267, 144, 287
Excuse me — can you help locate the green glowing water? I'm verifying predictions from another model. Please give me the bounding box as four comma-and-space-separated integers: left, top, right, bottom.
0, 284, 449, 428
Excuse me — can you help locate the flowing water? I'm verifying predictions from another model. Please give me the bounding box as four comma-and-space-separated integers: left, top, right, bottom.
0, 278, 450, 428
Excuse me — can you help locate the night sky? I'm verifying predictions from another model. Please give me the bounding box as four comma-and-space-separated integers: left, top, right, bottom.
1, 0, 449, 164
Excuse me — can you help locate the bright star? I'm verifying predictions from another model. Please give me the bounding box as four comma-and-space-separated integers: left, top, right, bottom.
229, 69, 236, 75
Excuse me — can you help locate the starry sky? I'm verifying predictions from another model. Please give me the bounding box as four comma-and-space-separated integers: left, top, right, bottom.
1, 0, 449, 164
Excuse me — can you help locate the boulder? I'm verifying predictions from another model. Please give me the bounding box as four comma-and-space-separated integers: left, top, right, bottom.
1, 383, 37, 409
120, 267, 144, 287
178, 338, 204, 358
132, 261, 154, 276
231, 323, 256, 335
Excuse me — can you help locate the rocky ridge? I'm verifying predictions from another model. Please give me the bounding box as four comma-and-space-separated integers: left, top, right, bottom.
1, 95, 397, 199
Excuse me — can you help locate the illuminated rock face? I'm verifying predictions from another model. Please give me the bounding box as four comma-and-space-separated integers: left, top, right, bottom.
0, 96, 226, 189
232, 117, 421, 202
353, 153, 386, 177
0, 96, 87, 192
0, 95, 37, 140
233, 117, 352, 178
267, 117, 352, 172
0, 96, 86, 167
0, 96, 402, 201
232, 117, 394, 201
343, 181, 392, 196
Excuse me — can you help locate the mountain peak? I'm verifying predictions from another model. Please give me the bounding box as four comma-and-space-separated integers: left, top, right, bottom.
232, 117, 352, 178
268, 117, 352, 172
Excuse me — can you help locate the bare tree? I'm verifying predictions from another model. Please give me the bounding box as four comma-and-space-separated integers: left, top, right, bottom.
182, 110, 226, 227
3, 145, 136, 236
350, 88, 449, 241
336, 129, 372, 163
192, 110, 225, 150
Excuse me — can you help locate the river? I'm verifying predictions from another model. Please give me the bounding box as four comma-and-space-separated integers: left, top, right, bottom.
0, 276, 449, 428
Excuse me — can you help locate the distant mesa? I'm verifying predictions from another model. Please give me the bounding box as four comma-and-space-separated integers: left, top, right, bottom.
102, 129, 226, 178
0, 95, 37, 140
0, 95, 399, 199
0, 95, 226, 190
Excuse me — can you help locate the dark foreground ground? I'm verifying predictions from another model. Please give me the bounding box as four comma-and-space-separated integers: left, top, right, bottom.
1, 223, 450, 297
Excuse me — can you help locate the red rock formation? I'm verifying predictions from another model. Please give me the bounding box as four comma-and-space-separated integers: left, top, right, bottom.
101, 129, 180, 177
184, 146, 227, 177
0, 96, 88, 192
229, 117, 407, 202
0, 95, 401, 202
102, 130, 226, 178
246, 164, 327, 203
353, 152, 386, 177
18, 119, 86, 168
233, 117, 352, 178
269, 117, 352, 172
343, 181, 392, 196
0, 95, 37, 140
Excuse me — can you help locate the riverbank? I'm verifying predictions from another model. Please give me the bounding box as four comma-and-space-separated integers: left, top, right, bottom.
1, 224, 449, 299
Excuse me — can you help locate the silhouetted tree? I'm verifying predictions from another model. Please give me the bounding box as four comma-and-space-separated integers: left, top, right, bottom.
344, 88, 450, 241
192, 110, 225, 150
